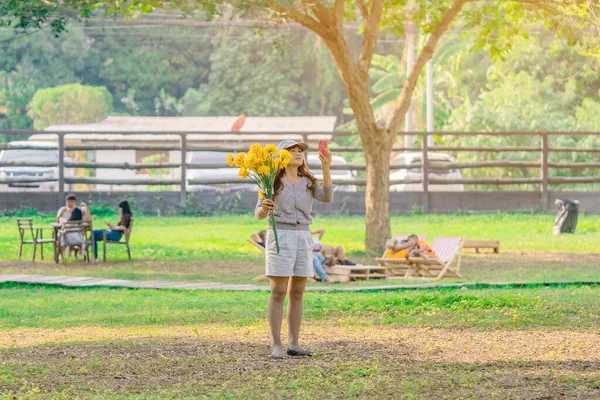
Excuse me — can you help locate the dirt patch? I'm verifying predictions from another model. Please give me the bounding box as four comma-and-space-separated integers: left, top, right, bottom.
3, 324, 600, 363
2, 325, 600, 398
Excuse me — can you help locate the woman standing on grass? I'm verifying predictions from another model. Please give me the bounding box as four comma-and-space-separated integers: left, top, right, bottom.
255, 139, 333, 359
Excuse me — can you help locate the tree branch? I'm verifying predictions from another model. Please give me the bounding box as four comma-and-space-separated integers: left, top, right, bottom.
357, 0, 383, 79
386, 0, 468, 135
356, 0, 369, 19
334, 0, 344, 27
266, 1, 326, 36
310, 0, 336, 27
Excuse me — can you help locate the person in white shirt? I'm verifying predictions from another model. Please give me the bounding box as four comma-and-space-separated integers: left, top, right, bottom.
56, 194, 77, 223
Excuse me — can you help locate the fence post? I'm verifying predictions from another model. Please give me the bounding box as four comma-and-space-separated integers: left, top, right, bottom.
180, 133, 187, 207
541, 133, 549, 211
58, 133, 65, 208
422, 133, 430, 212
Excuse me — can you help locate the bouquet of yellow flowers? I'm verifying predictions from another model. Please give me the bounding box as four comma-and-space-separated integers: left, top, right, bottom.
228, 143, 293, 253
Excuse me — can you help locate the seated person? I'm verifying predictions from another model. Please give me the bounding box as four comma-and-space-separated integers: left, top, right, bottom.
312, 252, 337, 284
385, 234, 437, 259
80, 202, 93, 222
409, 239, 437, 258
56, 194, 77, 223
59, 207, 85, 259
384, 235, 418, 259
313, 237, 355, 266
92, 200, 132, 262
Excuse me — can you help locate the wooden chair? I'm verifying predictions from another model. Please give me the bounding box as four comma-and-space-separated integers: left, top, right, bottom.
17, 218, 55, 261
58, 220, 94, 263
379, 236, 466, 280
102, 219, 134, 262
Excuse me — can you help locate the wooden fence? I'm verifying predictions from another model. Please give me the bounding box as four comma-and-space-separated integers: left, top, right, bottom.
1, 130, 599, 210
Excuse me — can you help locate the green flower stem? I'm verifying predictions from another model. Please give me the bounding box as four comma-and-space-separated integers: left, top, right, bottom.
270, 211, 280, 254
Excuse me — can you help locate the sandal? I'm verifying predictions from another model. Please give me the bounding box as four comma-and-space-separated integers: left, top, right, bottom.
271, 345, 285, 359
287, 348, 312, 357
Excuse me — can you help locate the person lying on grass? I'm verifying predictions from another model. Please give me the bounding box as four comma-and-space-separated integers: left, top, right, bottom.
312, 237, 356, 266
312, 252, 338, 284
385, 234, 436, 259
251, 230, 268, 248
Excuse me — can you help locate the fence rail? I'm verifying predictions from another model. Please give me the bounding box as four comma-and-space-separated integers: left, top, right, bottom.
1, 129, 599, 210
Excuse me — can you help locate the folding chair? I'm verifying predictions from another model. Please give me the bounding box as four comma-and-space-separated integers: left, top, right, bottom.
381, 236, 466, 280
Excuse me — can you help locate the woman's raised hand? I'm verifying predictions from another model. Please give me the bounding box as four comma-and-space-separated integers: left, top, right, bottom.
318, 148, 332, 170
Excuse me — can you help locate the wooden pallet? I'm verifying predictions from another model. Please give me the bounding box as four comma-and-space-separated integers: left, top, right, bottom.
325, 264, 387, 282
463, 240, 500, 253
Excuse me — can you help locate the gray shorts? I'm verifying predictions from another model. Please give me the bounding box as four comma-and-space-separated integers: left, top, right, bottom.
265, 228, 313, 278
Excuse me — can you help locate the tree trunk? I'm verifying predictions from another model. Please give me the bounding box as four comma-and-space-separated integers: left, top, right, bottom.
363, 135, 393, 253
319, 30, 392, 252
286, 0, 467, 253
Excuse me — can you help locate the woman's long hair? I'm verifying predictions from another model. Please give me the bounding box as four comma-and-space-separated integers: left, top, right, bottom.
119, 200, 132, 216
273, 158, 318, 199
69, 207, 82, 221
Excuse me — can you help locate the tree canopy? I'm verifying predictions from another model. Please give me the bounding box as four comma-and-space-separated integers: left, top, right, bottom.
3, 0, 600, 251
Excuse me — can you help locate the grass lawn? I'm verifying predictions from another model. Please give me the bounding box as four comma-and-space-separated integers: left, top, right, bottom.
3, 212, 600, 262
1, 213, 599, 398
1, 283, 600, 398
0, 213, 599, 286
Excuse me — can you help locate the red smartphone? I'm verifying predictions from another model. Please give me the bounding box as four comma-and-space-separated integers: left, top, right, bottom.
318, 140, 328, 156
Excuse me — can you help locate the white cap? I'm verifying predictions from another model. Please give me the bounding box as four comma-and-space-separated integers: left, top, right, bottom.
276, 139, 309, 152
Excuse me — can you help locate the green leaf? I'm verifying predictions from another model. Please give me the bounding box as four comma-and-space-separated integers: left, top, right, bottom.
370, 89, 402, 110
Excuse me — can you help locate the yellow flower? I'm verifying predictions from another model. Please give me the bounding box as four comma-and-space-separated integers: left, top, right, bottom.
244, 153, 256, 169
279, 149, 292, 161
249, 143, 263, 157
238, 167, 250, 179
233, 153, 246, 167
271, 149, 290, 169
227, 154, 234, 167
263, 144, 277, 158
258, 165, 271, 175
258, 191, 265, 199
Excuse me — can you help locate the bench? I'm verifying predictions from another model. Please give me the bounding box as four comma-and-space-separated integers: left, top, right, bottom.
463, 240, 500, 254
